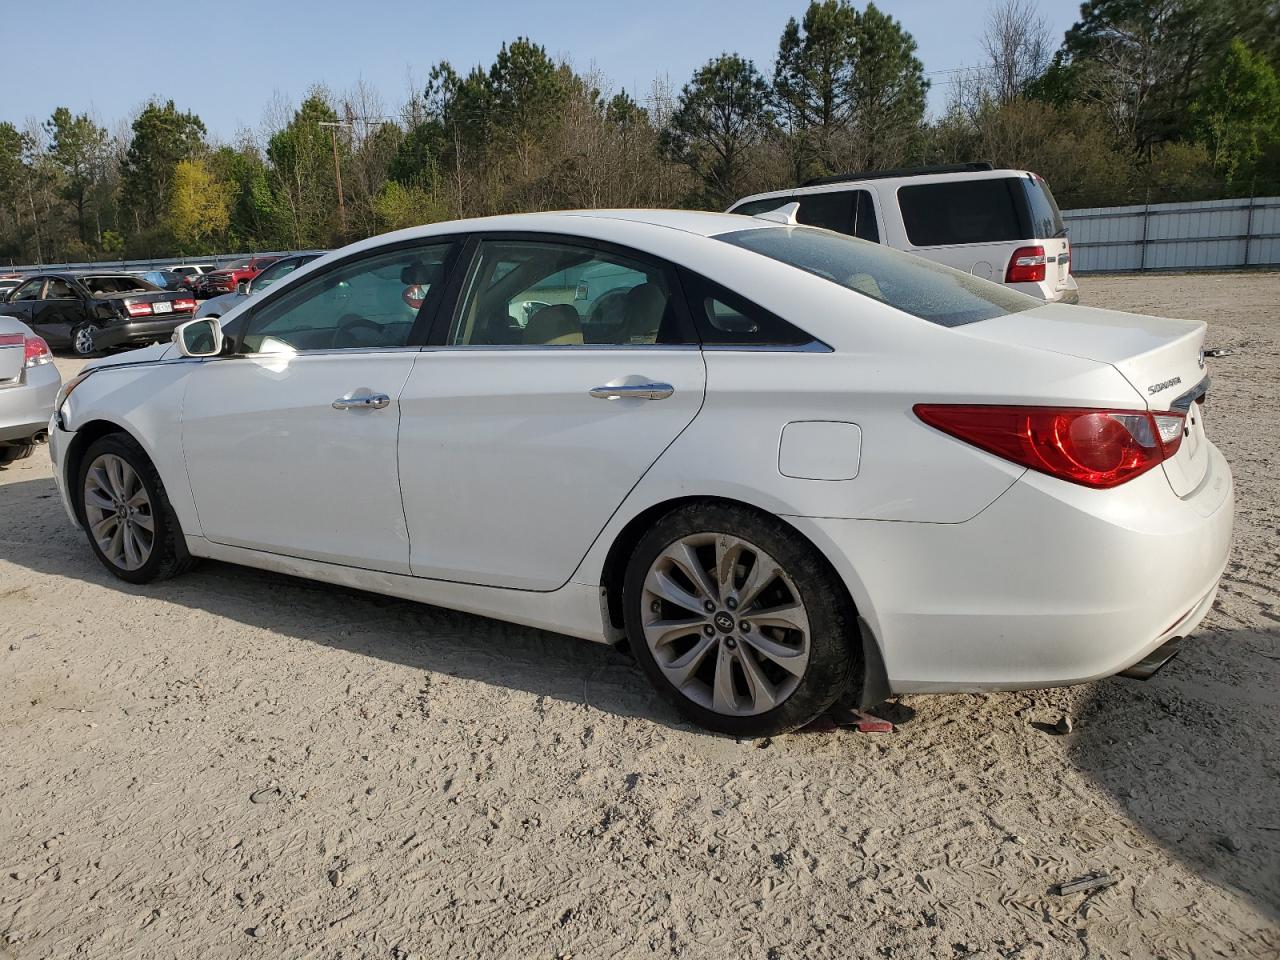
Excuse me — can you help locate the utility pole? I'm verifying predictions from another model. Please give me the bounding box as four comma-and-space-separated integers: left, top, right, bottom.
319, 121, 349, 237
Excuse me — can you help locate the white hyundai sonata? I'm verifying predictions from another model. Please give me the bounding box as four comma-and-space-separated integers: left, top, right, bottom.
48, 210, 1233, 736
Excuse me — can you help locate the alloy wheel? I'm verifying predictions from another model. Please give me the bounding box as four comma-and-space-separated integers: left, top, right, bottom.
640, 532, 811, 716
82, 453, 155, 571
74, 324, 98, 355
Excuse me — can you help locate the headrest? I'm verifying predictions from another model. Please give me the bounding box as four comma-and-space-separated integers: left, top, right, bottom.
525, 303, 583, 345
400, 261, 440, 285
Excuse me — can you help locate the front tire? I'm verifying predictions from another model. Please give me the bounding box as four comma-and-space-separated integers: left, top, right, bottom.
72, 323, 100, 356
76, 433, 194, 584
623, 502, 856, 736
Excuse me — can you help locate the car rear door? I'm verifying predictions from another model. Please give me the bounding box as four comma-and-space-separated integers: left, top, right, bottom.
397, 235, 706, 590
35, 277, 88, 345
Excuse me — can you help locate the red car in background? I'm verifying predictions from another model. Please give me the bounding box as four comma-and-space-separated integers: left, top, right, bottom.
192, 255, 281, 298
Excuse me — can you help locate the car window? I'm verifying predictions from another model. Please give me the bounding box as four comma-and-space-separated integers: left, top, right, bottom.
897, 178, 1028, 247
733, 190, 879, 243
82, 276, 157, 295
450, 240, 687, 347
43, 278, 77, 299
1023, 176, 1066, 239
731, 196, 794, 217
240, 242, 452, 354
11, 279, 43, 301
252, 258, 304, 291
852, 190, 880, 243
716, 225, 1039, 327
680, 270, 814, 346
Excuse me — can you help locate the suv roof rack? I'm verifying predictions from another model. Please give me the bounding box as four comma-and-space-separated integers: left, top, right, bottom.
801, 161, 995, 188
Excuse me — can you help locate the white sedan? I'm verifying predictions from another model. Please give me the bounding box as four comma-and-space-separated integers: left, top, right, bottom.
48, 210, 1233, 736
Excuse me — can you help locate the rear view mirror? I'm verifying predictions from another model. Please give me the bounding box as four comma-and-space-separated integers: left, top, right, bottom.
173, 317, 224, 358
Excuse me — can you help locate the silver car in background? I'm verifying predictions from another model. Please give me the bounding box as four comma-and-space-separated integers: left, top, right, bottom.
0, 316, 60, 466
194, 252, 324, 320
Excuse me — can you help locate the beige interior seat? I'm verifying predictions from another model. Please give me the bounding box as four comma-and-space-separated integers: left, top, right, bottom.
525, 304, 583, 345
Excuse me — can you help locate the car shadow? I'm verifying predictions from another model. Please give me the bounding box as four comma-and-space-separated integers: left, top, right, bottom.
0, 474, 687, 732
3, 472, 1278, 920
1065, 625, 1280, 921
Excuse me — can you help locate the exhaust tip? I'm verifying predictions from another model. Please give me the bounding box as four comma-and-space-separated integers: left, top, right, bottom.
1119, 637, 1182, 681
33, 430, 49, 445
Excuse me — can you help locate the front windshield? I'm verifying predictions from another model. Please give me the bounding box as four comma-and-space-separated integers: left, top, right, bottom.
715, 226, 1039, 327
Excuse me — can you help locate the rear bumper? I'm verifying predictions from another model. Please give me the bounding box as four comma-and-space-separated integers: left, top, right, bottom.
95, 315, 191, 349
0, 361, 60, 445
789, 440, 1234, 693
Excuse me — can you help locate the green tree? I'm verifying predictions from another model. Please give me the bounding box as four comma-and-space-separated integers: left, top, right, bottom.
44, 107, 108, 246
664, 54, 775, 207
489, 38, 568, 178
1192, 39, 1280, 189
773, 0, 859, 175
266, 91, 344, 247
845, 2, 928, 168
120, 100, 207, 230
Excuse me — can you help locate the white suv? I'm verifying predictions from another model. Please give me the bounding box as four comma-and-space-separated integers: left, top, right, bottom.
729, 163, 1079, 304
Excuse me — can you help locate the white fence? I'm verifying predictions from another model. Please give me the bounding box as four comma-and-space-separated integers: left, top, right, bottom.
1061, 196, 1280, 273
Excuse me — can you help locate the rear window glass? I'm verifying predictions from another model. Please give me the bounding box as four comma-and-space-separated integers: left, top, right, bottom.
897, 178, 1028, 247
731, 190, 880, 242
716, 226, 1039, 327
1023, 177, 1066, 238
82, 275, 158, 295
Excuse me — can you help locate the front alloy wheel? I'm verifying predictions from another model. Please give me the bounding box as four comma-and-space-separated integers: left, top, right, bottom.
624, 503, 856, 736
73, 323, 99, 356
83, 453, 155, 571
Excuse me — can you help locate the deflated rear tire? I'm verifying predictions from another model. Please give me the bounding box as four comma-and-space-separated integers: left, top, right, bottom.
623, 502, 856, 736
76, 433, 195, 584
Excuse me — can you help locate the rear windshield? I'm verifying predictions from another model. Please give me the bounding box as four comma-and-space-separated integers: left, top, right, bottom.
82, 275, 159, 295
716, 226, 1039, 327
898, 177, 1029, 247
1023, 177, 1066, 238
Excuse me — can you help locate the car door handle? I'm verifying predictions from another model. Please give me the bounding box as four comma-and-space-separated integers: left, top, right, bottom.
589, 382, 674, 400
332, 393, 391, 410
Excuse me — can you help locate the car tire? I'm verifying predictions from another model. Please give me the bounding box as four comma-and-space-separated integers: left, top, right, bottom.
623, 502, 857, 737
72, 323, 100, 356
76, 433, 195, 584
0, 443, 35, 467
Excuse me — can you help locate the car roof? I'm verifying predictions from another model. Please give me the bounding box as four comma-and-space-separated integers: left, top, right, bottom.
731, 168, 1034, 208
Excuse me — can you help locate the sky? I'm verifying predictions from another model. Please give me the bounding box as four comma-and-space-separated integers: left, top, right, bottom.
7, 0, 1079, 141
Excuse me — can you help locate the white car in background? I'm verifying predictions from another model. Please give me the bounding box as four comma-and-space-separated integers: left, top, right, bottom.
730, 163, 1080, 304
0, 315, 60, 466
48, 210, 1230, 736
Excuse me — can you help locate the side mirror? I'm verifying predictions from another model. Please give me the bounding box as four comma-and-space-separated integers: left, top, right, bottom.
237, 279, 251, 295
173, 317, 224, 358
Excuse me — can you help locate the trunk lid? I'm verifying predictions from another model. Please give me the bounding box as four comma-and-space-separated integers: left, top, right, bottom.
0, 333, 24, 384
963, 302, 1210, 496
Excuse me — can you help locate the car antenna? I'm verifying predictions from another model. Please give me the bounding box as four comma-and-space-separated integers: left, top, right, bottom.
752, 202, 800, 225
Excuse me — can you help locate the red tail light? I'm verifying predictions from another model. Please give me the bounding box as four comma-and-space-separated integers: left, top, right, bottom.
1005, 245, 1046, 283
125, 301, 153, 317
914, 405, 1185, 489
173, 297, 196, 312
24, 334, 53, 367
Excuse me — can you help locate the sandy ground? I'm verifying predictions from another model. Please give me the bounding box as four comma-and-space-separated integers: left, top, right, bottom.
1, 272, 1277, 960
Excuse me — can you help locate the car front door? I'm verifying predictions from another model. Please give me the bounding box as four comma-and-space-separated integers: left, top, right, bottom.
397, 236, 707, 590
180, 239, 457, 574
0, 278, 45, 327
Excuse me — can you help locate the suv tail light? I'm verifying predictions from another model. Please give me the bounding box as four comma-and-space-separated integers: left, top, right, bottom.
914, 405, 1185, 489
24, 334, 53, 367
1005, 246, 1046, 283
125, 301, 153, 317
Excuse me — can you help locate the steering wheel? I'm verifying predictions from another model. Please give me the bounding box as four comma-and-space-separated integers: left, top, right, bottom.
333, 313, 384, 349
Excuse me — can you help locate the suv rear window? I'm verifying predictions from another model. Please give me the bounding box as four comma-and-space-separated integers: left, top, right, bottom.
732, 190, 879, 242
898, 178, 1028, 247
716, 226, 1038, 327
1023, 177, 1066, 239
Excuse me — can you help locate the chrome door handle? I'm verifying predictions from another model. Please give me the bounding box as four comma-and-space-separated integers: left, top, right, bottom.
332, 393, 390, 410
589, 382, 674, 400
